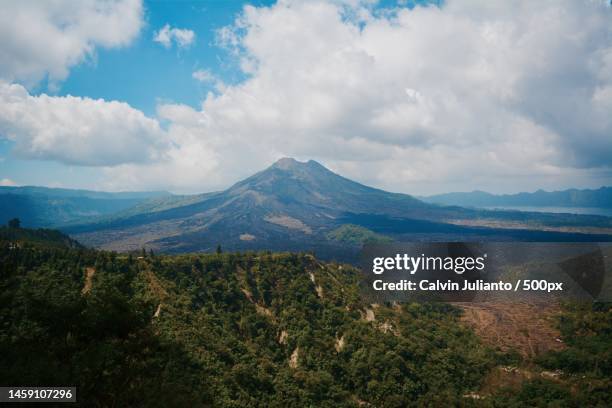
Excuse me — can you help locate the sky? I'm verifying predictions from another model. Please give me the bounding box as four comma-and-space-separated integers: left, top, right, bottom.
0, 0, 611, 195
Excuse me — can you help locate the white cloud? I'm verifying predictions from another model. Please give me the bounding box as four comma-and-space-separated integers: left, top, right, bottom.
154, 24, 195, 49
100, 102, 219, 191
104, 0, 612, 194
6, 0, 610, 195
0, 178, 17, 187
192, 69, 216, 83
0, 0, 143, 87
0, 82, 169, 166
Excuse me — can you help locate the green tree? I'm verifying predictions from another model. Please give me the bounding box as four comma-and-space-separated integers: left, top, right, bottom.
8, 218, 20, 228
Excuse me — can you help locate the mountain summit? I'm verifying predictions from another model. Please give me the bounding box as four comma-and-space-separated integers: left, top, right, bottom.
270, 157, 314, 170
227, 157, 425, 215
67, 158, 612, 257
232, 157, 357, 193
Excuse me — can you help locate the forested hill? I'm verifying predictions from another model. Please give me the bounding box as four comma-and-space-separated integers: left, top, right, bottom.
1, 230, 609, 406
0, 225, 82, 249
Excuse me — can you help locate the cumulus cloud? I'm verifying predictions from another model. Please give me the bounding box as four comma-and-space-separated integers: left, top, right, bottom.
4, 0, 610, 194
0, 1, 157, 168
154, 24, 196, 49
0, 82, 169, 166
103, 0, 612, 194
0, 0, 143, 87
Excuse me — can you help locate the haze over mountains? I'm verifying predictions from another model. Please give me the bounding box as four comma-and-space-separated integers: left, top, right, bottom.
3, 158, 612, 259
0, 186, 169, 227
422, 187, 612, 211
65, 158, 612, 256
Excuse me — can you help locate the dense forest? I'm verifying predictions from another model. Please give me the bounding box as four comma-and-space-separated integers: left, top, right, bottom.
0, 226, 610, 407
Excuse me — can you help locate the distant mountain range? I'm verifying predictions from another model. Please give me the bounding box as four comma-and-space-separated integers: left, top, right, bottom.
0, 186, 169, 227
2, 159, 611, 259
422, 187, 612, 209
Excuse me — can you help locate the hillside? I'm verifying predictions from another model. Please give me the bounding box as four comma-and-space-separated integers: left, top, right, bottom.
0, 225, 81, 249
0, 186, 169, 228
1, 230, 609, 406
422, 187, 612, 209
65, 158, 612, 256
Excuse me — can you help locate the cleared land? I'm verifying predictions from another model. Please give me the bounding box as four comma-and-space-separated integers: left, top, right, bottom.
455, 301, 565, 358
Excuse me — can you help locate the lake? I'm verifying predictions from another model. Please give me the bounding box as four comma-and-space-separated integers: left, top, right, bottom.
482, 206, 612, 217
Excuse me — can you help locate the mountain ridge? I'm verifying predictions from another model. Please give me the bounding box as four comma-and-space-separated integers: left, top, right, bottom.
62, 158, 612, 257
0, 186, 170, 228
422, 186, 612, 209
0, 185, 170, 200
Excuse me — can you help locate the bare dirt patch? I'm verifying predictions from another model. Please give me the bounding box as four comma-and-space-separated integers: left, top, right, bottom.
279, 330, 288, 345
335, 334, 345, 352
289, 347, 300, 368
153, 303, 162, 318
264, 215, 312, 234
82, 267, 96, 295
361, 307, 376, 322
455, 301, 565, 358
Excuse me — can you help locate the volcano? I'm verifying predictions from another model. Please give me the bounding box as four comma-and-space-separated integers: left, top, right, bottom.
67, 158, 612, 259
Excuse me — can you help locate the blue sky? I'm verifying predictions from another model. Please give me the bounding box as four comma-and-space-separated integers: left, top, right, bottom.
1, 0, 269, 189
0, 0, 610, 195
60, 1, 273, 116
42, 0, 436, 115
